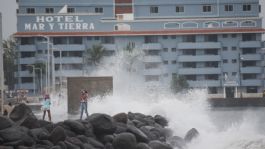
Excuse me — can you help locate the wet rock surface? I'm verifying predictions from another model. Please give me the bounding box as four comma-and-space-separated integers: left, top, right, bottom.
0, 103, 199, 149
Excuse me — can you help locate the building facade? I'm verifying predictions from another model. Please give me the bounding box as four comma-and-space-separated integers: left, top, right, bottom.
14, 0, 265, 98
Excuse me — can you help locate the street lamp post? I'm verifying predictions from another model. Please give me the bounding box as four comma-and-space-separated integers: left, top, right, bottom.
27, 65, 36, 95
238, 53, 243, 98
0, 13, 4, 114
35, 68, 42, 95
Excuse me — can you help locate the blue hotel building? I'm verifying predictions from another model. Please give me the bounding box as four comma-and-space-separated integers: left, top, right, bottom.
14, 0, 265, 98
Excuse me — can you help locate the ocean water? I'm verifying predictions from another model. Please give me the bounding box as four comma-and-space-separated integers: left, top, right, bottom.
46, 51, 265, 149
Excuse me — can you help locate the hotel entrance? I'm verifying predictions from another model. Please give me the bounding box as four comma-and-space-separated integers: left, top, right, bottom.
225, 87, 235, 98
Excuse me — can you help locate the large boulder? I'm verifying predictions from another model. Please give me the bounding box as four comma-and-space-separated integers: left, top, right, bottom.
0, 126, 28, 142
148, 140, 173, 149
63, 120, 85, 135
0, 116, 13, 130
29, 128, 50, 140
65, 137, 84, 149
89, 113, 117, 135
113, 113, 128, 124
127, 125, 149, 143
49, 126, 67, 144
184, 128, 199, 142
86, 137, 104, 149
154, 115, 168, 127
9, 104, 39, 129
113, 132, 137, 149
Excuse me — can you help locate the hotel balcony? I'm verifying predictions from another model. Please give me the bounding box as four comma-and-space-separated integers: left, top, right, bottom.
142, 43, 162, 50
144, 68, 163, 75
54, 57, 83, 64
178, 67, 221, 75
19, 45, 36, 52
240, 67, 262, 73
241, 80, 262, 86
143, 56, 162, 63
16, 83, 35, 90
19, 57, 36, 64
177, 42, 221, 49
102, 44, 117, 51
188, 80, 221, 87
178, 55, 221, 62
241, 54, 262, 61
239, 41, 262, 48
53, 44, 86, 51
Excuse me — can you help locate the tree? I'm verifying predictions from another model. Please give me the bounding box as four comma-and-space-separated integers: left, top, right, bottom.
84, 44, 106, 66
3, 37, 17, 90
122, 43, 143, 72
171, 75, 189, 93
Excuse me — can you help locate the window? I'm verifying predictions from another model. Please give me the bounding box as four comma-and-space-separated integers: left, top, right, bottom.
232, 72, 237, 76
242, 48, 256, 54
172, 60, 177, 64
45, 8, 54, 13
208, 87, 218, 94
171, 48, 177, 52
243, 4, 251, 11
94, 37, 100, 40
183, 35, 196, 42
176, 6, 184, 13
67, 8, 75, 13
232, 47, 237, 51
163, 61, 168, 65
53, 37, 67, 45
144, 36, 158, 43
203, 5, 212, 12
16, 9, 19, 14
21, 77, 33, 83
205, 62, 218, 68
225, 4, 233, 11
87, 37, 92, 40
21, 52, 35, 58
185, 75, 196, 81
232, 59, 237, 63
183, 49, 196, 55
231, 34, 237, 38
95, 7, 103, 13
150, 6, 159, 13
26, 8, 35, 14
69, 37, 83, 44
223, 59, 228, 63
222, 34, 228, 38
242, 74, 257, 80
242, 33, 256, 41
205, 74, 219, 80
163, 48, 168, 52
145, 63, 160, 69
162, 35, 168, 39
222, 47, 228, 51
21, 37, 35, 45
204, 35, 217, 42
101, 37, 115, 44
183, 62, 196, 68
205, 49, 218, 55
171, 35, 176, 39
242, 61, 256, 67
246, 86, 258, 93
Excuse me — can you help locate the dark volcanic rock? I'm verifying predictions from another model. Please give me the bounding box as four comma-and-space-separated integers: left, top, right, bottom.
87, 137, 104, 148
0, 146, 14, 149
89, 113, 117, 135
0, 126, 33, 145
127, 125, 149, 143
64, 140, 81, 149
149, 140, 173, 149
113, 113, 128, 124
154, 115, 168, 127
29, 128, 50, 140
0, 116, 13, 130
136, 143, 151, 149
49, 126, 66, 144
65, 137, 84, 148
113, 132, 137, 149
104, 143, 114, 149
184, 128, 199, 142
64, 120, 85, 135
115, 122, 127, 134
9, 104, 40, 129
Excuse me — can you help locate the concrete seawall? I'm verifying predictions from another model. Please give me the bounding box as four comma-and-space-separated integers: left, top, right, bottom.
208, 98, 265, 107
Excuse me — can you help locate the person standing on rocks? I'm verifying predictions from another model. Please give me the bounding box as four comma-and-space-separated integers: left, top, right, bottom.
42, 94, 52, 122
80, 90, 89, 120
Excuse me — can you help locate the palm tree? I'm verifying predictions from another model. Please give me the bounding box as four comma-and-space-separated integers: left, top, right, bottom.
3, 37, 17, 90
123, 43, 143, 72
84, 44, 106, 66
171, 75, 189, 93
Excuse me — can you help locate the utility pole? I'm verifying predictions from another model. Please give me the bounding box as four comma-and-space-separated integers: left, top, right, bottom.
27, 65, 36, 95
35, 68, 42, 95
0, 13, 4, 114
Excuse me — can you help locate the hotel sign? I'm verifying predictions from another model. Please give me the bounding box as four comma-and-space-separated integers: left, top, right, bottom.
24, 16, 95, 31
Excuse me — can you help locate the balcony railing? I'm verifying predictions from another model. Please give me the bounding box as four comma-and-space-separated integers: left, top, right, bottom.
241, 80, 262, 86
240, 54, 262, 61
239, 41, 262, 48
143, 56, 162, 63
19, 45, 36, 51
178, 55, 221, 62
177, 42, 221, 49
240, 67, 262, 73
188, 80, 221, 87
178, 67, 221, 75
142, 43, 162, 50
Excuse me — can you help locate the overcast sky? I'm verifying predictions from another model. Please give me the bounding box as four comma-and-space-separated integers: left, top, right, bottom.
0, 0, 264, 40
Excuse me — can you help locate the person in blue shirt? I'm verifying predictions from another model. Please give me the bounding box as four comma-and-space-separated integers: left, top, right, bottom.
42, 94, 51, 122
